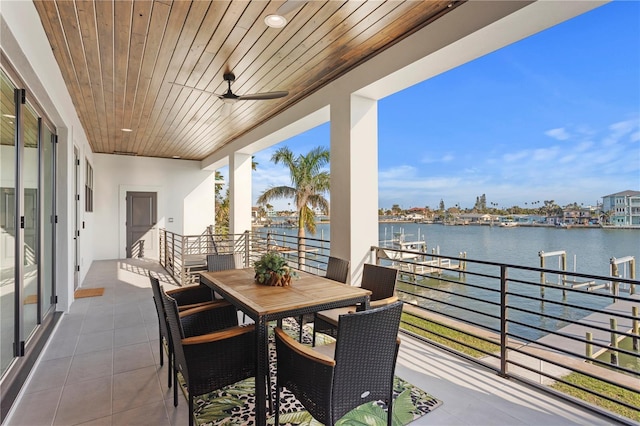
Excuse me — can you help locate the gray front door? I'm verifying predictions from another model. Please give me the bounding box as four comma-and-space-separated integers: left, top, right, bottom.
126, 192, 157, 258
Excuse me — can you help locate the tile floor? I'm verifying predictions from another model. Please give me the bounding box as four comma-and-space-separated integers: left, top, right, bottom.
5, 259, 616, 425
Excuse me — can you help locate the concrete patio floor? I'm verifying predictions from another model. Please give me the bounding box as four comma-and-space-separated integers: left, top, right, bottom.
4, 258, 617, 425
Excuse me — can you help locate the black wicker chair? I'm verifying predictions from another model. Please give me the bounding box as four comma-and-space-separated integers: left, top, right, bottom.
295, 256, 350, 342
161, 287, 255, 426
149, 274, 217, 387
207, 252, 251, 322
275, 300, 403, 426
325, 256, 350, 283
312, 263, 398, 346
206, 253, 240, 272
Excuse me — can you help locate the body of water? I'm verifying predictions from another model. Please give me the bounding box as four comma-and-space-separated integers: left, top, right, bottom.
259, 222, 639, 278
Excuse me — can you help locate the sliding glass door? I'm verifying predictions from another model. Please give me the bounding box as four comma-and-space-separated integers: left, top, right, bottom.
22, 104, 39, 340
0, 68, 17, 377
0, 66, 56, 379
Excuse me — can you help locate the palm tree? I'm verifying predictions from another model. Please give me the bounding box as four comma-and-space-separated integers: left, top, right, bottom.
257, 146, 330, 265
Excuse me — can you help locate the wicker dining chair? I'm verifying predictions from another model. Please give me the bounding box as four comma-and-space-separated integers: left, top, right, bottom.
312, 263, 398, 346
275, 300, 403, 426
149, 274, 219, 387
161, 287, 255, 426
325, 256, 350, 283
206, 253, 241, 272
207, 252, 252, 322
295, 256, 350, 342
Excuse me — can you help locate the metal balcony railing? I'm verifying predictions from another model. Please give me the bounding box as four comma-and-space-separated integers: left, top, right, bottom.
159, 228, 639, 423
159, 228, 333, 285
374, 244, 639, 424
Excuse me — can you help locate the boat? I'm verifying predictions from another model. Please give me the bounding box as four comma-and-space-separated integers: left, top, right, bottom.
500, 221, 518, 228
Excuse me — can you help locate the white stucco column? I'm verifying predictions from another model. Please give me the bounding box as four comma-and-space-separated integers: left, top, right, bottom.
330, 94, 379, 285
229, 152, 253, 235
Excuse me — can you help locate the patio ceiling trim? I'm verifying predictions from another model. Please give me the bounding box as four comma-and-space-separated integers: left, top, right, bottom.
201, 0, 607, 171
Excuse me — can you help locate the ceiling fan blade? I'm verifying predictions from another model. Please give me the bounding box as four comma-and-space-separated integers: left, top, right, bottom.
168, 81, 221, 96
276, 0, 307, 16
237, 91, 288, 101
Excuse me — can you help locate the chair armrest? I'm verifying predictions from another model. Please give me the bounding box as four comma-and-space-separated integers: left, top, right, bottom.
355, 295, 399, 312
178, 301, 217, 311
179, 301, 239, 337
370, 295, 399, 309
183, 324, 255, 345
166, 284, 214, 306
275, 328, 335, 367
179, 300, 233, 318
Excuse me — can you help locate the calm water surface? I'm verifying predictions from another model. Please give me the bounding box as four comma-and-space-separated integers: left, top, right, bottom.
261, 223, 639, 277
378, 223, 639, 277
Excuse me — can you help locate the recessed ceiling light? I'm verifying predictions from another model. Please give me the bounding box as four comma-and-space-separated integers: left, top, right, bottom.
121, 128, 133, 132
264, 14, 287, 28
2, 114, 16, 119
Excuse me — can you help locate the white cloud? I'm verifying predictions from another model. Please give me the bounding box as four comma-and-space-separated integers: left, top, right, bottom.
545, 127, 571, 141
503, 151, 529, 162
609, 119, 636, 136
532, 146, 560, 161
603, 118, 640, 146
420, 153, 455, 164
575, 141, 594, 152
379, 165, 417, 180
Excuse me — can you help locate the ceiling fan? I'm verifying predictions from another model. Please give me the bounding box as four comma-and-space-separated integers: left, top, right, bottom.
169, 73, 288, 116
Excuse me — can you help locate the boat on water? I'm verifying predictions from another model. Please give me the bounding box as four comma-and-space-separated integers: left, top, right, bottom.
500, 221, 518, 228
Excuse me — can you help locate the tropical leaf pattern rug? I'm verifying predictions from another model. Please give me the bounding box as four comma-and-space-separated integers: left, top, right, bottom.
179, 319, 442, 425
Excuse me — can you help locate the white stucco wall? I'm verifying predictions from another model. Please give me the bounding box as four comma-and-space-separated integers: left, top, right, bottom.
93, 154, 215, 260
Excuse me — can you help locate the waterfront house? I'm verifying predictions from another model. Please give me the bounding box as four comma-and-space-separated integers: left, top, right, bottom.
1, 1, 633, 424
562, 204, 600, 225
602, 190, 640, 227
457, 213, 494, 224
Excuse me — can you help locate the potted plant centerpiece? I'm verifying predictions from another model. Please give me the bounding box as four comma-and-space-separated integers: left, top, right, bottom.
254, 251, 297, 286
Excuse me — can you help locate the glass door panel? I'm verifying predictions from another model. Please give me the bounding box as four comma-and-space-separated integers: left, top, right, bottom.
22, 104, 39, 340
42, 125, 54, 316
0, 70, 17, 376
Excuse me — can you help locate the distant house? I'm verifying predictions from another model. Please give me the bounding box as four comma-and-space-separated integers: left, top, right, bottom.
601, 190, 640, 227
562, 205, 599, 225
458, 213, 494, 223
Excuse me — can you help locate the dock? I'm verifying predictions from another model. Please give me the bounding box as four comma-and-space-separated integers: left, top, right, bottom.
479, 295, 640, 389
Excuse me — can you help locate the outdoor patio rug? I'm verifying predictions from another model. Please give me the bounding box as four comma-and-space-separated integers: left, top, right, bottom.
179, 319, 442, 425
74, 287, 105, 298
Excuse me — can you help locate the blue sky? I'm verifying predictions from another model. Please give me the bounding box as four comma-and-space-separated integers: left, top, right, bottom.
248, 1, 639, 211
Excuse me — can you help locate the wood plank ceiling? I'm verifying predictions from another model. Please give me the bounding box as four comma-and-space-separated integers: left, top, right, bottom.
32, 0, 460, 160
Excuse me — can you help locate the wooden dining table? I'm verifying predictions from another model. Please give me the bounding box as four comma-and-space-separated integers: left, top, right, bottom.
199, 267, 371, 426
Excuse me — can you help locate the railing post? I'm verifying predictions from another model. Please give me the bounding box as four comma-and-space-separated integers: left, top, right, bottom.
244, 230, 250, 267
171, 233, 176, 276
633, 306, 639, 352
610, 318, 618, 366
610, 258, 619, 299
630, 258, 636, 295
585, 332, 593, 362
500, 265, 508, 377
